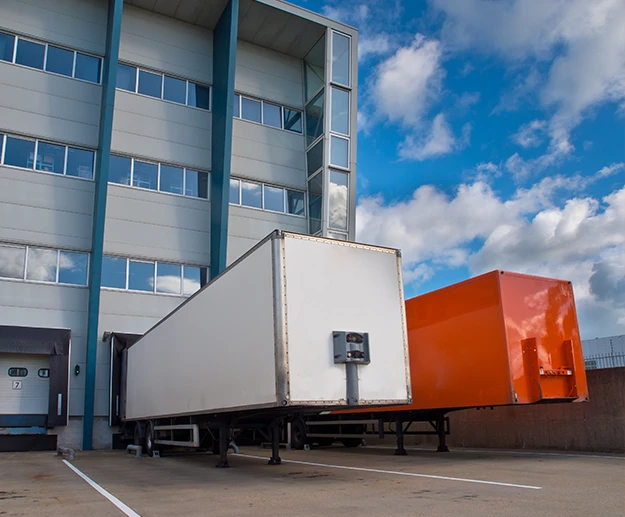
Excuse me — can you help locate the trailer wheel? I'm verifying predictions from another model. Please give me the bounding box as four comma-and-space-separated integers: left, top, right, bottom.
133, 423, 143, 447
144, 421, 156, 457
341, 438, 362, 448
290, 418, 307, 450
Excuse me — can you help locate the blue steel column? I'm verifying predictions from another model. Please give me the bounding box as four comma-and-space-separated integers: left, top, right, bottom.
83, 0, 123, 450
210, 0, 239, 278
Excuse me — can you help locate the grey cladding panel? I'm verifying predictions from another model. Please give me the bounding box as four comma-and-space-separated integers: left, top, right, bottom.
0, 0, 107, 54
0, 63, 101, 148
120, 5, 213, 84
226, 206, 307, 264
232, 120, 305, 188
112, 92, 211, 169
104, 185, 210, 264
0, 167, 94, 250
235, 40, 303, 108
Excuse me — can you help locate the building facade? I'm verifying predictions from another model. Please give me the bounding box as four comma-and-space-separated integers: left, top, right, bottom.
0, 0, 358, 449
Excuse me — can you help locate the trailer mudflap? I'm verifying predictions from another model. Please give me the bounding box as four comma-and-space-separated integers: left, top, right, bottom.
522, 337, 580, 403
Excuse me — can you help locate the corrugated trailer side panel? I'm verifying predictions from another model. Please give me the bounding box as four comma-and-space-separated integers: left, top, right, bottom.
499, 273, 588, 403
406, 271, 514, 411
124, 239, 278, 421
283, 235, 410, 405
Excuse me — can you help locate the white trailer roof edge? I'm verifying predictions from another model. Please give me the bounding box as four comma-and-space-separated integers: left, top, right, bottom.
129, 230, 403, 351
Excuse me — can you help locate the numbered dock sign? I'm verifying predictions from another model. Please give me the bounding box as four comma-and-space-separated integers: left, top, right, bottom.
12, 380, 23, 390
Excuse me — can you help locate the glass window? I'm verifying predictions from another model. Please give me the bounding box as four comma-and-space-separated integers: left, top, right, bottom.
8, 368, 28, 377
0, 245, 25, 279
329, 170, 348, 230
102, 256, 126, 289
58, 251, 88, 285
188, 83, 210, 110
305, 90, 324, 147
156, 262, 181, 294
331, 87, 350, 135
159, 164, 183, 195
66, 147, 94, 179
74, 52, 101, 83
36, 141, 65, 174
306, 139, 323, 176
308, 173, 323, 235
163, 75, 186, 104
263, 185, 284, 213
138, 69, 162, 98
0, 32, 15, 62
15, 39, 45, 69
183, 266, 203, 296
241, 181, 262, 208
128, 260, 154, 292
305, 35, 325, 101
185, 169, 209, 199
26, 248, 58, 282
284, 109, 302, 133
116, 64, 137, 92
330, 135, 349, 169
38, 369, 50, 378
233, 94, 240, 118
287, 190, 305, 216
229, 178, 240, 204
241, 97, 261, 123
262, 103, 282, 129
332, 32, 350, 86
108, 155, 131, 185
45, 45, 74, 77
4, 136, 35, 169
132, 161, 158, 190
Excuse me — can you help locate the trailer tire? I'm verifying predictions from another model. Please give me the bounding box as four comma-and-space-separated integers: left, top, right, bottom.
133, 422, 143, 447
290, 418, 307, 450
341, 438, 362, 448
144, 421, 156, 457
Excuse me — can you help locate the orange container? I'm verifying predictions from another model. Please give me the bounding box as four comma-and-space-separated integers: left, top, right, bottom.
382, 270, 588, 412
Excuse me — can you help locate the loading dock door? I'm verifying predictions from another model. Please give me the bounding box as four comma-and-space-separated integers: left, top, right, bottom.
0, 354, 51, 418
0, 326, 70, 427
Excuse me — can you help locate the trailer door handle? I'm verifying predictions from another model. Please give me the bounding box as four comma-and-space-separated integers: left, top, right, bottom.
57, 394, 63, 416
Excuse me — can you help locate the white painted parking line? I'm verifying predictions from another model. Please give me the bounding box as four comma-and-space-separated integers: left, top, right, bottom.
237, 454, 542, 490
368, 446, 625, 460
63, 460, 141, 517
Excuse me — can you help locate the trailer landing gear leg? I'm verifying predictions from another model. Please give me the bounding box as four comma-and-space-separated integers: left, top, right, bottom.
394, 417, 407, 456
436, 414, 449, 453
216, 424, 230, 468
268, 420, 282, 465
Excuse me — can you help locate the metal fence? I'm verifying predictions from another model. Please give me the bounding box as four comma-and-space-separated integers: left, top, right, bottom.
584, 353, 625, 370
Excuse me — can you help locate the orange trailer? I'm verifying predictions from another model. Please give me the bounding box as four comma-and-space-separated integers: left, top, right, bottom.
290, 271, 588, 452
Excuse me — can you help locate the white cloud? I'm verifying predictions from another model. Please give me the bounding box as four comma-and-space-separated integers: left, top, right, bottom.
399, 113, 456, 160
356, 171, 625, 338
511, 120, 547, 148
359, 33, 393, 60
432, 0, 625, 157
372, 34, 444, 127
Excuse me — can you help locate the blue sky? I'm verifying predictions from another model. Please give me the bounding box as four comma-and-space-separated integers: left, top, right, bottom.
291, 0, 624, 340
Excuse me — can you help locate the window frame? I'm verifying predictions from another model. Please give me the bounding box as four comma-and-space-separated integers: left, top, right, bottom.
1, 133, 96, 181
233, 92, 303, 135
0, 244, 89, 287
229, 177, 306, 218
114, 61, 212, 111
107, 153, 210, 200
329, 134, 350, 171
330, 30, 352, 88
100, 255, 206, 297
6, 33, 103, 85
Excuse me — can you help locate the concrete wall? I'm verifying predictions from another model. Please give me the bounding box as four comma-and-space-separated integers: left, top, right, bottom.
411, 368, 625, 453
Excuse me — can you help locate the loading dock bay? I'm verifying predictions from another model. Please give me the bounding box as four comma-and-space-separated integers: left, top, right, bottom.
1, 446, 623, 517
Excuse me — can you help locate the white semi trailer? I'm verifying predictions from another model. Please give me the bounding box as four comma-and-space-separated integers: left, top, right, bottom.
109, 231, 411, 466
